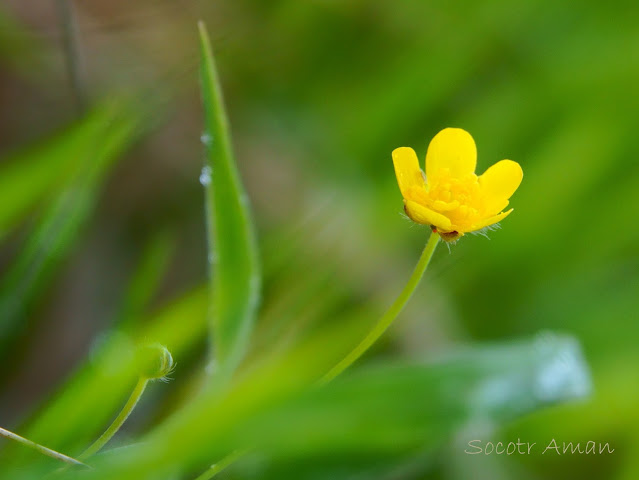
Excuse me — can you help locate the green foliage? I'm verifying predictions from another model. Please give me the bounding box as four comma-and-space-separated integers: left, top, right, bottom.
5, 331, 590, 479
199, 22, 261, 377
5, 2, 637, 479
0, 106, 121, 238
0, 103, 143, 367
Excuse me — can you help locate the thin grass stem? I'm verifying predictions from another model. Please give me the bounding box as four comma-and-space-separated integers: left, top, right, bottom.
192, 449, 246, 480
0, 426, 87, 467
55, 0, 87, 114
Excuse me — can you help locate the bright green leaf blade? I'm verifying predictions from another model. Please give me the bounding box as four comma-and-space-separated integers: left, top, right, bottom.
53, 318, 363, 480
0, 106, 121, 239
238, 333, 591, 461
189, 334, 592, 480
198, 21, 261, 376
2, 287, 208, 470
0, 103, 142, 362
46, 333, 589, 480
116, 231, 176, 333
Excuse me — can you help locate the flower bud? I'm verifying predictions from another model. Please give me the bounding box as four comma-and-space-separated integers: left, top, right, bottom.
136, 343, 174, 380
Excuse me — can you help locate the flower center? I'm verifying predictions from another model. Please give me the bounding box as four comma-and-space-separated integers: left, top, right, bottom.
426, 170, 483, 228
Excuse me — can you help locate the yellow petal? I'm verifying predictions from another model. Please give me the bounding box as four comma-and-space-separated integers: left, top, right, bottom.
467, 208, 514, 232
479, 160, 523, 215
404, 199, 452, 230
425, 128, 477, 181
392, 147, 424, 198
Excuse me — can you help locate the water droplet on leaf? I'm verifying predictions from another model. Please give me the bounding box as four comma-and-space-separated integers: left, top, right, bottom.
200, 133, 212, 146
200, 166, 212, 186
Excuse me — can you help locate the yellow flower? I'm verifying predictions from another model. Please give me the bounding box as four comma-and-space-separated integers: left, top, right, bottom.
393, 128, 523, 242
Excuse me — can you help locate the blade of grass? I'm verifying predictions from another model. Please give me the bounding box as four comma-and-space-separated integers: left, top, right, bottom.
238, 334, 591, 460
2, 287, 208, 469
39, 332, 589, 480
0, 427, 87, 467
176, 333, 591, 480
63, 317, 363, 480
117, 232, 176, 333
0, 102, 141, 366
55, 0, 87, 114
0, 106, 122, 240
198, 21, 261, 378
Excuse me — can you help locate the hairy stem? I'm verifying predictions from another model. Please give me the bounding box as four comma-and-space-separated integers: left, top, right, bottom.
79, 378, 148, 460
322, 231, 440, 382
191, 231, 440, 479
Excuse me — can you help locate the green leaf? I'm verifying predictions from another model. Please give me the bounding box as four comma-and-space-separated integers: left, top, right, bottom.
116, 232, 176, 332
238, 333, 591, 460
3, 287, 208, 469
59, 317, 365, 480
198, 21, 261, 376
0, 106, 121, 239
53, 333, 589, 480
0, 102, 141, 362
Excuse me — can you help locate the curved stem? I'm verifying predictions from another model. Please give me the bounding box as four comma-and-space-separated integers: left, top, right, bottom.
79, 377, 148, 460
193, 449, 246, 480
0, 426, 87, 467
322, 231, 440, 383
190, 232, 440, 480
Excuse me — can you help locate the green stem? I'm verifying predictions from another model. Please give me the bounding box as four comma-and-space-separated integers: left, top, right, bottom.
191, 232, 439, 480
79, 377, 148, 460
0, 426, 87, 467
192, 449, 246, 480
321, 231, 440, 383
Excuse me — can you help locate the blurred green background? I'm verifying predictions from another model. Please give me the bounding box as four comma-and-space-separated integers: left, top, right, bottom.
1, 1, 638, 479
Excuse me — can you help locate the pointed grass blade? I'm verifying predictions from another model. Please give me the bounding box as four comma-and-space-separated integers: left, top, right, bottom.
0, 106, 119, 239
0, 102, 142, 361
198, 21, 260, 377
30, 333, 590, 480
